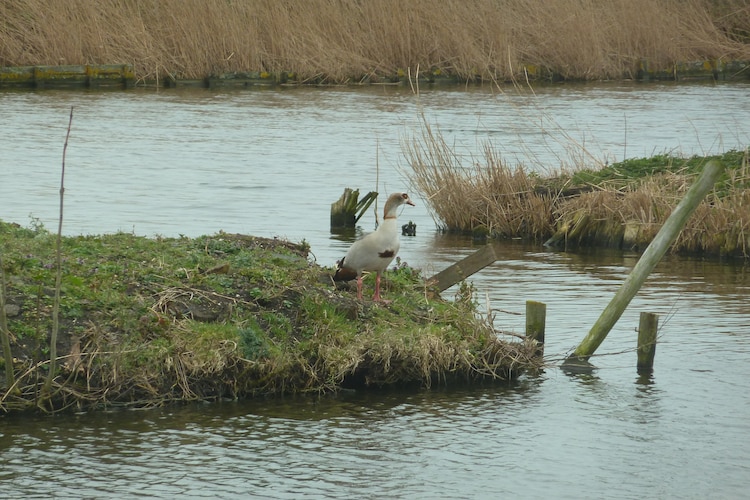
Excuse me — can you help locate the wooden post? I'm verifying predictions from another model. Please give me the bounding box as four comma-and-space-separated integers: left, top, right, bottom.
330, 188, 359, 229
401, 221, 417, 236
330, 189, 378, 230
525, 300, 546, 357
637, 312, 658, 373
427, 244, 499, 292
564, 160, 724, 365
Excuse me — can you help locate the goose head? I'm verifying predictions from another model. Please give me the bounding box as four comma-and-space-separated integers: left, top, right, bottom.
383, 192, 416, 219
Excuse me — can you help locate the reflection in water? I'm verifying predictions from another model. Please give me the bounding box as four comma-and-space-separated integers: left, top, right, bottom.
1, 85, 749, 498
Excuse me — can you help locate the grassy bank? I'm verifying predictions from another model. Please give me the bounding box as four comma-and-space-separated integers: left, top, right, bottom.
0, 224, 539, 414
405, 125, 750, 257
1, 0, 749, 84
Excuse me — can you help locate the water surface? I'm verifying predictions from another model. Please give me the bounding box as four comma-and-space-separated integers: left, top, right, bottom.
1, 83, 749, 499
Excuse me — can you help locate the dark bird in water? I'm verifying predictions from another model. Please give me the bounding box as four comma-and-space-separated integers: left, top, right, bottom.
333, 192, 415, 301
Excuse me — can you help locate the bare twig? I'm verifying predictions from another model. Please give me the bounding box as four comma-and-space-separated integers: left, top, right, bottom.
42, 106, 74, 403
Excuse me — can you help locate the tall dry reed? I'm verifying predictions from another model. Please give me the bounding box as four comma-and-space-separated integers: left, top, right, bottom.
406, 115, 750, 257
1, 0, 748, 82
404, 123, 555, 239
674, 155, 750, 255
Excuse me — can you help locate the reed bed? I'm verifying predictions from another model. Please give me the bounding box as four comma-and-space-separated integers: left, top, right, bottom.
1, 0, 749, 83
405, 122, 750, 257
404, 123, 556, 239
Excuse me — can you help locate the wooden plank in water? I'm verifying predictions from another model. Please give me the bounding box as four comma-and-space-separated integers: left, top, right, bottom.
0, 66, 35, 86
0, 64, 134, 88
427, 244, 499, 292
86, 64, 135, 87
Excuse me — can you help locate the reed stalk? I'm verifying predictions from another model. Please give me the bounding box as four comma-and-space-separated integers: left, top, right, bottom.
405, 110, 750, 257
0, 0, 747, 83
405, 123, 555, 239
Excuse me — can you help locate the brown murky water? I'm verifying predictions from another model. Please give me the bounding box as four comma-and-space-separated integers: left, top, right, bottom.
1, 83, 749, 498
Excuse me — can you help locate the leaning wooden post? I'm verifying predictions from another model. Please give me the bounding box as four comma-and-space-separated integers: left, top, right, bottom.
637, 312, 658, 373
427, 244, 499, 292
565, 160, 724, 365
525, 301, 546, 357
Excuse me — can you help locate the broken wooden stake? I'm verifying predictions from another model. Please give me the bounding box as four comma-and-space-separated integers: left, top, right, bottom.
525, 300, 546, 357
564, 160, 724, 366
330, 188, 378, 230
637, 312, 658, 373
401, 221, 416, 236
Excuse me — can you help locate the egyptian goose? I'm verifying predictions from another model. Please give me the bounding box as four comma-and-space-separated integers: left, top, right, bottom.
333, 192, 415, 301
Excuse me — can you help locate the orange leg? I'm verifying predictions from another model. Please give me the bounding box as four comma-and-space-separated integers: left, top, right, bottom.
373, 272, 391, 303
373, 273, 382, 302
356, 275, 364, 300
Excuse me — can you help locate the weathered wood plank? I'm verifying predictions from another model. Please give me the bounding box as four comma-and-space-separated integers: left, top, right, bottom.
427, 244, 499, 292
0, 64, 134, 88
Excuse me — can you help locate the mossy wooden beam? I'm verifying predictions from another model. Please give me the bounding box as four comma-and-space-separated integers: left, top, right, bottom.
564, 160, 724, 365
0, 64, 134, 88
428, 244, 499, 292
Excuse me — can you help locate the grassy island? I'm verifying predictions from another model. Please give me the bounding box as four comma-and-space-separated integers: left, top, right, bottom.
0, 223, 539, 414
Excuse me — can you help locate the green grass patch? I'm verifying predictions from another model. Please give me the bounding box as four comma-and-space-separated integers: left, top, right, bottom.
0, 223, 538, 413
570, 150, 749, 193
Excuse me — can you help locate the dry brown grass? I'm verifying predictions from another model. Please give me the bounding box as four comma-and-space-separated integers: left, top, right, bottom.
548, 157, 750, 255
675, 160, 750, 255
405, 126, 555, 238
405, 115, 750, 257
548, 180, 679, 249
1, 0, 748, 82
